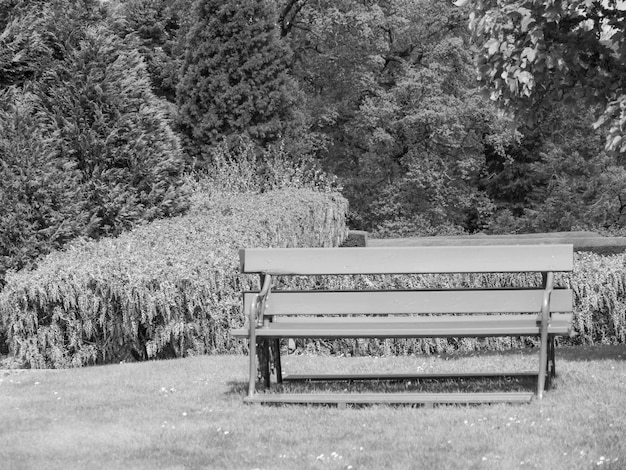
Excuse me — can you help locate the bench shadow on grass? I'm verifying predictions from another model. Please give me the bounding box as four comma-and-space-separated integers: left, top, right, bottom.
226, 367, 538, 400
225, 376, 539, 404
225, 344, 626, 401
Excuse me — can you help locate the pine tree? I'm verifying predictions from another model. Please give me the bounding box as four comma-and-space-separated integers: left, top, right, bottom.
0, 2, 189, 284
176, 0, 299, 164
112, 0, 195, 103
34, 23, 189, 238
0, 87, 87, 284
0, 0, 107, 88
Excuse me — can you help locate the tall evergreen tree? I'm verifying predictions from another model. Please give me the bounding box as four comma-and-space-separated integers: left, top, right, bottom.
34, 23, 189, 238
110, 0, 194, 103
0, 2, 189, 283
0, 87, 87, 284
176, 0, 300, 164
0, 0, 107, 88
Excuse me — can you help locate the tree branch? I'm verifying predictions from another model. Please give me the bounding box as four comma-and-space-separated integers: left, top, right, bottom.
279, 0, 308, 37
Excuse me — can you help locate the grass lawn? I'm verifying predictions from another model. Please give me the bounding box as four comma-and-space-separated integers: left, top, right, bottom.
1, 345, 625, 470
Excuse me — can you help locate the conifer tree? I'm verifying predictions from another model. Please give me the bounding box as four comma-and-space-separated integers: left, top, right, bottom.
0, 87, 87, 284
34, 23, 189, 238
0, 2, 189, 284
176, 0, 299, 164
0, 0, 107, 88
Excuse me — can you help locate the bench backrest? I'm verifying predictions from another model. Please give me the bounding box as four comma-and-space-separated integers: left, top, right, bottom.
239, 245, 573, 275
240, 245, 574, 317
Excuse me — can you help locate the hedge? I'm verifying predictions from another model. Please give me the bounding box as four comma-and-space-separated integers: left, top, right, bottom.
272, 252, 626, 356
3, 191, 625, 367
0, 188, 348, 368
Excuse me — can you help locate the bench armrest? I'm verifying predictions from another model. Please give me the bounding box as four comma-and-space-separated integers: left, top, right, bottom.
252, 275, 272, 328
540, 271, 554, 323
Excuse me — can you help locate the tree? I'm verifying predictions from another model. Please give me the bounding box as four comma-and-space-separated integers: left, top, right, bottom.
348, 35, 499, 234
281, 0, 512, 234
0, 87, 87, 284
109, 0, 194, 103
0, 0, 107, 88
176, 0, 301, 164
34, 23, 189, 238
482, 101, 626, 233
0, 1, 189, 283
460, 0, 626, 153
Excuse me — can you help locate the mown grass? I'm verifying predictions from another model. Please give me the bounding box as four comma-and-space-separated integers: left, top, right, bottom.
1, 345, 625, 470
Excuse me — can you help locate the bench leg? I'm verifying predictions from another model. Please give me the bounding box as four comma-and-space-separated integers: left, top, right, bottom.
272, 339, 283, 384
248, 337, 274, 394
537, 272, 554, 399
550, 336, 556, 378
248, 335, 283, 392
247, 333, 257, 399
545, 336, 556, 390
258, 339, 283, 387
537, 330, 548, 398
258, 338, 271, 389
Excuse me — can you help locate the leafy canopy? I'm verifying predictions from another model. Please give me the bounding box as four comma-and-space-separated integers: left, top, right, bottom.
282, 0, 510, 234
459, 0, 626, 153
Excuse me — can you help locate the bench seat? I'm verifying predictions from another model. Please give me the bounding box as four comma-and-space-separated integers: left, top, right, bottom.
231, 312, 573, 338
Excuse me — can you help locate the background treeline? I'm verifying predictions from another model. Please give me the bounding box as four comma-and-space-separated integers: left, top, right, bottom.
106, 0, 626, 236
2, 0, 626, 283
1, 0, 625, 365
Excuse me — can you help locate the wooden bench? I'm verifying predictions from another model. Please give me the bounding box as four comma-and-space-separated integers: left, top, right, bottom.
231, 245, 574, 405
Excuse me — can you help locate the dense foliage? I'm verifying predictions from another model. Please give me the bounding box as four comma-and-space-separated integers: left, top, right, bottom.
102, 0, 626, 236
191, 135, 341, 196
0, 0, 188, 284
176, 0, 301, 164
0, 187, 348, 368
0, 89, 86, 284
279, 0, 509, 234
461, 0, 626, 154
110, 0, 193, 102
2, 0, 626, 359
0, 0, 108, 88
3, 0, 623, 244
4, 191, 626, 367
34, 24, 189, 237
483, 102, 626, 232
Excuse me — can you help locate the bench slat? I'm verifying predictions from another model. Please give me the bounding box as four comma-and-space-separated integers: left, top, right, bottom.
232, 313, 573, 338
240, 245, 574, 275
282, 371, 538, 381
244, 289, 573, 316
243, 392, 535, 404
